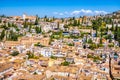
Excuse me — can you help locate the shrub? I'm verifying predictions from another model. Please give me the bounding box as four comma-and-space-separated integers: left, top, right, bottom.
10, 51, 19, 56
108, 43, 114, 47
87, 54, 93, 58
67, 43, 74, 46
50, 55, 57, 59
87, 38, 93, 44
61, 61, 70, 66
89, 43, 97, 50
33, 72, 38, 75
34, 42, 45, 47
98, 44, 104, 47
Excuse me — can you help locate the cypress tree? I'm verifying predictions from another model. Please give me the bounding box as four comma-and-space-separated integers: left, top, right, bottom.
114, 24, 118, 40
0, 30, 5, 40
29, 24, 32, 32
73, 20, 77, 26
35, 26, 41, 33
100, 28, 103, 44
0, 18, 1, 23
111, 22, 114, 31
35, 15, 39, 25
24, 20, 27, 28
78, 20, 80, 26
57, 22, 59, 29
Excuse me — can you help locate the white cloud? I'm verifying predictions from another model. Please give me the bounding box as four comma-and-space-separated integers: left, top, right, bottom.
71, 9, 92, 15
53, 11, 69, 16
53, 9, 108, 16
59, 13, 64, 15
71, 9, 108, 15
80, 9, 92, 14
71, 10, 81, 15
53, 12, 64, 16
64, 11, 68, 14
94, 11, 108, 15
53, 12, 58, 15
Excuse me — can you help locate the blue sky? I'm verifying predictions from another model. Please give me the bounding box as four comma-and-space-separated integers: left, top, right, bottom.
0, 0, 120, 17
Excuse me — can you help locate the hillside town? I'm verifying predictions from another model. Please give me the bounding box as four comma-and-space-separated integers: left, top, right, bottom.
0, 10, 120, 80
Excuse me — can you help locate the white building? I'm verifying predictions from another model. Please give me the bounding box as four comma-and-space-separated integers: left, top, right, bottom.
42, 25, 52, 33
22, 14, 26, 21
40, 48, 52, 57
